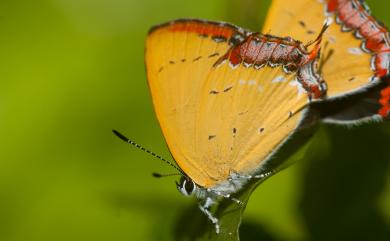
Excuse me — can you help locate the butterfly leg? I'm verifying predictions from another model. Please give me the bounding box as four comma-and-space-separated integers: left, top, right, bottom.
198, 197, 220, 233
229, 169, 273, 181
250, 170, 273, 179
207, 188, 243, 206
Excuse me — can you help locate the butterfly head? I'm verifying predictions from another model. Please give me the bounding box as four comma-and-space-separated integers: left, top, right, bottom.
176, 176, 197, 196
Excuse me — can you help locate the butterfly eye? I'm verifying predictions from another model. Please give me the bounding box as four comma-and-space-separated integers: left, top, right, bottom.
177, 177, 195, 196
184, 179, 195, 194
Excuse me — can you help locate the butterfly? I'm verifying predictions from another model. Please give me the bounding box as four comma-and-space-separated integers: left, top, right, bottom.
114, 0, 389, 233
264, 0, 390, 123
142, 18, 330, 233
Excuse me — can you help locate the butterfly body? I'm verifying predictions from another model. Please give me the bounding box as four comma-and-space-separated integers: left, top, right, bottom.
216, 32, 327, 98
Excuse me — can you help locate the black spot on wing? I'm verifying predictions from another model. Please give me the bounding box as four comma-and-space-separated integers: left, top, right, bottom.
193, 56, 202, 62
238, 111, 248, 116
208, 53, 220, 58
259, 127, 265, 133
223, 86, 233, 92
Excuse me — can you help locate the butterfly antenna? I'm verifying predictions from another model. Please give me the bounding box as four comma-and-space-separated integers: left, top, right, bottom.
152, 172, 181, 178
112, 130, 184, 175
305, 17, 332, 48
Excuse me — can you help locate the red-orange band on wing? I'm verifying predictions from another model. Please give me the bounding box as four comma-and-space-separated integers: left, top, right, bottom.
326, 0, 390, 118
326, 0, 390, 78
149, 19, 248, 42
169, 21, 235, 38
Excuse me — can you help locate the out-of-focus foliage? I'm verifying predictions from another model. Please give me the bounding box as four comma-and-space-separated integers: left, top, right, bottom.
0, 0, 388, 241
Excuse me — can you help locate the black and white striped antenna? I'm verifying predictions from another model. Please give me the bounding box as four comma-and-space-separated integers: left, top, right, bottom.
112, 130, 184, 176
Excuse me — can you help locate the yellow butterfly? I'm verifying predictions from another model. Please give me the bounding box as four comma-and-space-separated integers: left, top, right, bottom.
141, 19, 325, 232
114, 0, 390, 233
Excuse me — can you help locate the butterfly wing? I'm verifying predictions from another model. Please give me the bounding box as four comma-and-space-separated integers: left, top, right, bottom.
263, 0, 390, 121
195, 61, 309, 182
146, 20, 309, 187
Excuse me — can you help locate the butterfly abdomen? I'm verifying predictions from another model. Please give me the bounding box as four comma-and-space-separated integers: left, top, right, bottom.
220, 34, 305, 70
216, 33, 327, 99
327, 0, 390, 79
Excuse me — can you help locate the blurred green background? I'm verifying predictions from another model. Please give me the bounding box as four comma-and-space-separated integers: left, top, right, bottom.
0, 0, 389, 240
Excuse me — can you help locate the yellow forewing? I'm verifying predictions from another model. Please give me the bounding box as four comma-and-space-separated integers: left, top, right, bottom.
146, 20, 307, 187
263, 0, 374, 98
